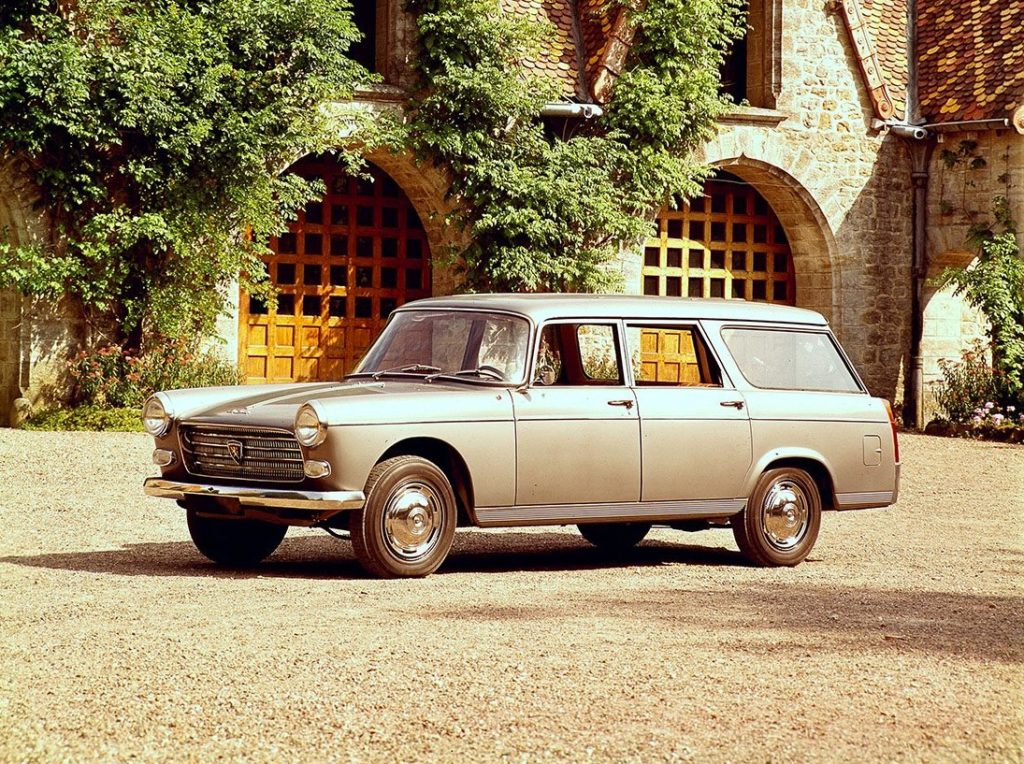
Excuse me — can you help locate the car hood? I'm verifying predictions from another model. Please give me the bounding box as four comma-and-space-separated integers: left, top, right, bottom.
173, 377, 515, 430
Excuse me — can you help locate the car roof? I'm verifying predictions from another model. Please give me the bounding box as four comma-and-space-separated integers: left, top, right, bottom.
398, 294, 829, 326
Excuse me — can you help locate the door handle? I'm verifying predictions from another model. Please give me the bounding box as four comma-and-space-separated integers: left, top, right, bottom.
607, 399, 635, 410
720, 400, 745, 409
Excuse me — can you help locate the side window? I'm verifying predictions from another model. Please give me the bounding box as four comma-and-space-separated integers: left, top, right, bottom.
534, 323, 623, 385
577, 325, 620, 381
721, 328, 861, 392
626, 325, 723, 387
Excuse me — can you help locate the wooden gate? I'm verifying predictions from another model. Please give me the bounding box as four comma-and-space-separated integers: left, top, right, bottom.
643, 176, 795, 305
241, 158, 431, 383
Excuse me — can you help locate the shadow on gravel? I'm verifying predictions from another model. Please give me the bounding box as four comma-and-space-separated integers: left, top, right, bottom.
0, 530, 743, 579
597, 584, 1024, 664
2, 532, 1020, 664
433, 584, 1024, 664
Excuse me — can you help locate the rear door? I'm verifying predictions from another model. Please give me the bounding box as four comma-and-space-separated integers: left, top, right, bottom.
625, 322, 752, 502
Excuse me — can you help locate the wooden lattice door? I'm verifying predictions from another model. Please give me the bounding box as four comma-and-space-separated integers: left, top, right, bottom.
241, 158, 431, 383
637, 328, 702, 385
643, 176, 795, 305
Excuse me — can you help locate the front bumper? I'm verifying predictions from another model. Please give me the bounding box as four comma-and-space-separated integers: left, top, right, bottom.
143, 477, 365, 511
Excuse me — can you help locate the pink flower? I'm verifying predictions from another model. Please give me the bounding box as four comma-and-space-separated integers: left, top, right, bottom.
984, 402, 995, 410
992, 414, 1005, 425
972, 415, 983, 425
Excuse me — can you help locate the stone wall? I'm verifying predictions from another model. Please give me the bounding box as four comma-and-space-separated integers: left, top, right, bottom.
921, 130, 1024, 415
0, 289, 21, 418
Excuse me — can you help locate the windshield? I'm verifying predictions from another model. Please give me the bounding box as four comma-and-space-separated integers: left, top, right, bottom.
352, 310, 531, 383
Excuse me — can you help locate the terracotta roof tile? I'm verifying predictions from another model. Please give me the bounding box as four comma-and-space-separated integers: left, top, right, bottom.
500, 0, 583, 98
860, 0, 909, 119
576, 0, 634, 103
500, 0, 636, 103
917, 0, 1024, 129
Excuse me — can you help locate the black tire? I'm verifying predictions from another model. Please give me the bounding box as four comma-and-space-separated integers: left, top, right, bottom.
732, 468, 821, 566
349, 455, 457, 578
186, 509, 287, 567
577, 522, 652, 551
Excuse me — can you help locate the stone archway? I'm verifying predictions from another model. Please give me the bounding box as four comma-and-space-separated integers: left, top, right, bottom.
706, 157, 839, 324
239, 152, 457, 383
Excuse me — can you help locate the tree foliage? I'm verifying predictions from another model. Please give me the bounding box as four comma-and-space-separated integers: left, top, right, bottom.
0, 0, 372, 341
405, 0, 745, 292
0, 0, 746, 343
939, 197, 1024, 401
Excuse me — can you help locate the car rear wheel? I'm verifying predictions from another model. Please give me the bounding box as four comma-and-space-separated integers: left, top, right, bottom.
732, 468, 821, 566
349, 456, 457, 578
577, 522, 652, 551
186, 508, 287, 567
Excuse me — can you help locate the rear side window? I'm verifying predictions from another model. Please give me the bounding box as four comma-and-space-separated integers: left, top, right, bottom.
721, 328, 861, 392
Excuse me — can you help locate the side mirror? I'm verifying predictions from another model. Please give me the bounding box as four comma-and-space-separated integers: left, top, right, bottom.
535, 367, 558, 386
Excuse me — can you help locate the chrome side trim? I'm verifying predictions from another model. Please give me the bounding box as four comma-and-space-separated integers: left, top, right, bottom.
834, 490, 895, 510
143, 477, 365, 511
474, 498, 744, 527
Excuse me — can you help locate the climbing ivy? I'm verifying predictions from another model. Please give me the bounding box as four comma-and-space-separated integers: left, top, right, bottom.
0, 0, 746, 343
405, 0, 746, 291
0, 0, 375, 343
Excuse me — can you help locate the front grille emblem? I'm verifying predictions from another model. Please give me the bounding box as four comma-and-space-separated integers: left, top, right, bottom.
226, 440, 245, 465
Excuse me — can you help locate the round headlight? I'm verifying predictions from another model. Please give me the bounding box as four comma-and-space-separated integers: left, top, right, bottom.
295, 404, 327, 448
142, 395, 172, 437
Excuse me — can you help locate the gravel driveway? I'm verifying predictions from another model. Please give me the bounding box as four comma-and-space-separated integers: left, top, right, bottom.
0, 430, 1021, 762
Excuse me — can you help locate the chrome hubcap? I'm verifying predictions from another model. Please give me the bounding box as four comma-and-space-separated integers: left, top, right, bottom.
761, 479, 810, 551
382, 482, 442, 561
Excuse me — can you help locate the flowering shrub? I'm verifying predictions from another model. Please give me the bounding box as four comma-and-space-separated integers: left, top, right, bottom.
931, 341, 1024, 441
934, 341, 1002, 423
967, 401, 1023, 429
69, 336, 240, 409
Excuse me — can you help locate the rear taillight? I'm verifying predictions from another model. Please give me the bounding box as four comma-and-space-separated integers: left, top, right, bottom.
883, 399, 900, 463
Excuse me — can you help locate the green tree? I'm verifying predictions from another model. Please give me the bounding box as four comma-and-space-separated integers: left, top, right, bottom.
939, 197, 1024, 402
0, 0, 373, 344
405, 0, 745, 292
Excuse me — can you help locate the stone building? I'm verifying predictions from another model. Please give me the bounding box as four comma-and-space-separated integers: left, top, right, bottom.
1, 0, 1021, 425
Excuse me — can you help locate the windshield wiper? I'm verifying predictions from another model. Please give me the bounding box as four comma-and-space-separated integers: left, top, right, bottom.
424, 366, 506, 383
370, 364, 442, 380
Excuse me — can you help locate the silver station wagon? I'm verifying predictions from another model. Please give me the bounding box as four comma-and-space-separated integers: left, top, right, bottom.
143, 294, 900, 577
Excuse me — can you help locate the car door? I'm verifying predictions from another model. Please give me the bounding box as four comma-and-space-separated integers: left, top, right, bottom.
512, 321, 640, 506
625, 322, 752, 502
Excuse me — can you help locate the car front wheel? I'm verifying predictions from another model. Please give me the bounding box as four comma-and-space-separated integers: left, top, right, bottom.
732, 468, 821, 566
186, 508, 287, 567
349, 456, 458, 578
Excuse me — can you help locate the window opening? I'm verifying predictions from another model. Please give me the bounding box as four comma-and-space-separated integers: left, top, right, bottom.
626, 325, 723, 387
535, 323, 623, 386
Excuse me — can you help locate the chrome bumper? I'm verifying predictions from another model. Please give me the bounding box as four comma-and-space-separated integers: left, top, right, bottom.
143, 477, 365, 511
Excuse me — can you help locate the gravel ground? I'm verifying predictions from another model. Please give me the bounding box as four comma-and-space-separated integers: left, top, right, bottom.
0, 430, 1021, 763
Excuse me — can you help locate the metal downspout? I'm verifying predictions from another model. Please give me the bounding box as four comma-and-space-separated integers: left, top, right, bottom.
905, 0, 929, 431
909, 142, 933, 430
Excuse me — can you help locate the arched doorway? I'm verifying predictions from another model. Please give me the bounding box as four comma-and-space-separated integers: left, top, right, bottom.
643, 173, 796, 305
241, 157, 432, 383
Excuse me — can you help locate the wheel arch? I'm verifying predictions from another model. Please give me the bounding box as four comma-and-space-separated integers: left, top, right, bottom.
379, 437, 476, 525
748, 451, 837, 511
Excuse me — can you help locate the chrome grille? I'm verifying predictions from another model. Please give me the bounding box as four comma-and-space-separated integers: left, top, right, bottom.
180, 425, 304, 483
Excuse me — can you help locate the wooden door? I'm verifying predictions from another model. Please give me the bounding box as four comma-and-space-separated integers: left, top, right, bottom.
241, 158, 431, 383
643, 175, 795, 305
637, 328, 701, 384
